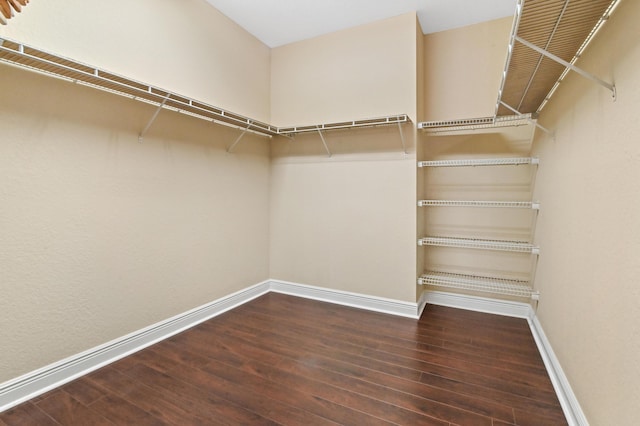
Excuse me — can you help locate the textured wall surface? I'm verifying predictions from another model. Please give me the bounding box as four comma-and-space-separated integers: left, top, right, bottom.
531, 0, 640, 423
0, 63, 270, 383
0, 0, 272, 383
270, 128, 417, 303
270, 13, 418, 126
423, 17, 512, 121
269, 15, 418, 302
0, 0, 271, 123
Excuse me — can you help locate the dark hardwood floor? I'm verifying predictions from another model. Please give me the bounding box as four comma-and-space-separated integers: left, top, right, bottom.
0, 292, 567, 425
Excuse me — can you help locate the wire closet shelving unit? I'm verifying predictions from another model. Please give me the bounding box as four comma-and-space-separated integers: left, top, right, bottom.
0, 37, 410, 143
416, 0, 620, 301
417, 153, 541, 300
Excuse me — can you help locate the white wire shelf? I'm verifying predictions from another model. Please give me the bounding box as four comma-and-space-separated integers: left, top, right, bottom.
418, 271, 538, 299
418, 114, 532, 133
418, 236, 539, 254
277, 115, 409, 135
417, 157, 538, 168
418, 200, 540, 209
0, 37, 409, 138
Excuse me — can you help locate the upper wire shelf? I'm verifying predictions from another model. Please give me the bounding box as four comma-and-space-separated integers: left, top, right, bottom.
417, 157, 538, 168
0, 37, 409, 138
418, 236, 539, 254
418, 114, 532, 133
418, 200, 539, 209
418, 271, 538, 299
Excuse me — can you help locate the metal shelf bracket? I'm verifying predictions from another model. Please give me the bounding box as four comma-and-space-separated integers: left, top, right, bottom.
515, 35, 616, 100
227, 120, 253, 153
397, 121, 408, 154
316, 126, 331, 157
139, 94, 171, 142
499, 101, 553, 136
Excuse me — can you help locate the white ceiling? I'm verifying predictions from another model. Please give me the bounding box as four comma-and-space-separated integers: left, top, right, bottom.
205, 0, 517, 48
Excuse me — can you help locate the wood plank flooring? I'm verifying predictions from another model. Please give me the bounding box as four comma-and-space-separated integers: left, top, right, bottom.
0, 293, 567, 425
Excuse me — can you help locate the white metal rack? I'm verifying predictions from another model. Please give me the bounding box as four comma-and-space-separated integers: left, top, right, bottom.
417, 237, 539, 254
418, 200, 539, 209
418, 271, 538, 299
417, 153, 540, 300
418, 157, 538, 168
0, 37, 409, 141
418, 114, 533, 133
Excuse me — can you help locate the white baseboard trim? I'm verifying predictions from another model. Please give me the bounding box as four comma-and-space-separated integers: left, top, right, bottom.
0, 281, 271, 413
268, 279, 421, 319
422, 290, 533, 318
1, 282, 587, 426
0, 279, 418, 412
421, 289, 587, 425
528, 315, 588, 426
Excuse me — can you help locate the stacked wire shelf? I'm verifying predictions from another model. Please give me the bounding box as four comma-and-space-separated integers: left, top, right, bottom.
417, 157, 540, 300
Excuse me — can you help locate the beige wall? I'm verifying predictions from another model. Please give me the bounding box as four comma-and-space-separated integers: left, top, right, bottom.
0, 0, 271, 122
423, 17, 512, 121
270, 129, 417, 303
268, 15, 418, 303
270, 13, 418, 126
531, 0, 640, 423
0, 1, 271, 383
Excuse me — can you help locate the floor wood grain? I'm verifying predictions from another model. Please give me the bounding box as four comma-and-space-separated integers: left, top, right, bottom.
0, 293, 567, 425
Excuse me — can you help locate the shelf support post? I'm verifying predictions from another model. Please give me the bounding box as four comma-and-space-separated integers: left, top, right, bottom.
514, 35, 616, 99
499, 101, 553, 135
139, 94, 171, 142
316, 126, 331, 157
227, 120, 253, 153
397, 121, 408, 154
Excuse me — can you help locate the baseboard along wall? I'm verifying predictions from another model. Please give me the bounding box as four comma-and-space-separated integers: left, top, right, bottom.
423, 290, 588, 426
0, 282, 587, 426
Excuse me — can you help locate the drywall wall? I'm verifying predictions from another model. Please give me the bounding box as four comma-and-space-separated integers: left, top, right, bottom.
269, 14, 418, 303
0, 64, 271, 383
270, 129, 416, 303
0, 1, 271, 383
531, 0, 640, 423
0, 0, 271, 122
270, 13, 418, 126
422, 17, 512, 121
